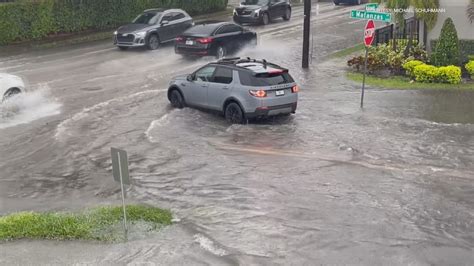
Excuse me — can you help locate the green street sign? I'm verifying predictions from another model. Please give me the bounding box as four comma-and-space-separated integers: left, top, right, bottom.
350, 10, 391, 23
365, 3, 379, 11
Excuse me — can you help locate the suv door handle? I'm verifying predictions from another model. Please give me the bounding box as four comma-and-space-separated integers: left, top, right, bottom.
222, 87, 229, 90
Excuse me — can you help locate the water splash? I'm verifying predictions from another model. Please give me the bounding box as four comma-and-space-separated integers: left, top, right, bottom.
0, 84, 61, 129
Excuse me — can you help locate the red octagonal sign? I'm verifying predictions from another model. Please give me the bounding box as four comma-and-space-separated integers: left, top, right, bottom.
364, 19, 375, 47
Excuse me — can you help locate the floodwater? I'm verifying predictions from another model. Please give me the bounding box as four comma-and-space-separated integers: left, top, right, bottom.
1, 3, 473, 265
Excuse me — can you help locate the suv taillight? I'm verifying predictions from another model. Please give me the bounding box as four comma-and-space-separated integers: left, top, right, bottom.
197, 37, 213, 44
291, 85, 299, 93
176, 36, 184, 42
249, 90, 267, 98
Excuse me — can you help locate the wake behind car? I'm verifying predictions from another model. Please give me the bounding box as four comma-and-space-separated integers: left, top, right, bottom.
175, 22, 257, 59
167, 57, 298, 124
1, 73, 25, 101
233, 0, 291, 25
114, 8, 193, 50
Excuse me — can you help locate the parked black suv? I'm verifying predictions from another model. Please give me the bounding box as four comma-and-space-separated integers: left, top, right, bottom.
233, 0, 291, 25
114, 8, 193, 50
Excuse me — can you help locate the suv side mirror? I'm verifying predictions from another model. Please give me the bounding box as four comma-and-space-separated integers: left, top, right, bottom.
161, 20, 169, 26
186, 74, 194, 81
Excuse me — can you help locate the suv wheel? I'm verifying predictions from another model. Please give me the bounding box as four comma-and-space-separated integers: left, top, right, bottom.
261, 13, 269, 25
147, 34, 160, 50
169, 90, 185, 108
283, 8, 291, 21
225, 102, 245, 124
216, 45, 226, 59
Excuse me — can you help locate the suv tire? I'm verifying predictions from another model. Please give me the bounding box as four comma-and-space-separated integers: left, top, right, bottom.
216, 45, 226, 59
262, 13, 270, 25
147, 34, 160, 50
169, 90, 185, 108
283, 8, 291, 21
225, 102, 245, 124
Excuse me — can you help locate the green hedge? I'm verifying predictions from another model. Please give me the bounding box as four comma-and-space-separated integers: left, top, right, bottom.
431, 39, 474, 64
0, 0, 228, 45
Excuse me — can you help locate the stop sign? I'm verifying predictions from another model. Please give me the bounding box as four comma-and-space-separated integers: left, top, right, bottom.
364, 19, 375, 47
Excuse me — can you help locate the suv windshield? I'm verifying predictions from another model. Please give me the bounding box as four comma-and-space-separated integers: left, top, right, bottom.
241, 0, 269, 6
133, 12, 161, 24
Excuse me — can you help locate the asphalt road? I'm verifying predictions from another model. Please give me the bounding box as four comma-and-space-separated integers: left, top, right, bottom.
1, 2, 473, 265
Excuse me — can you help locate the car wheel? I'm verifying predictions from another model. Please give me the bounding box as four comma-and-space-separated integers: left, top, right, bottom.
118, 46, 128, 50
3, 87, 21, 101
147, 34, 160, 50
225, 102, 245, 124
169, 90, 185, 109
283, 8, 291, 21
262, 13, 269, 25
216, 45, 226, 59
334, 1, 340, 5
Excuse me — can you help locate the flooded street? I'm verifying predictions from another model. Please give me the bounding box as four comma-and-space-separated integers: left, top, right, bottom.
1, 3, 473, 265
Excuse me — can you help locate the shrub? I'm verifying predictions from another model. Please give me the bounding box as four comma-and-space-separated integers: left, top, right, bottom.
348, 44, 427, 75
431, 18, 461, 66
465, 60, 474, 78
413, 64, 462, 84
414, 64, 439, 83
438, 66, 462, 84
0, 0, 229, 45
403, 60, 424, 78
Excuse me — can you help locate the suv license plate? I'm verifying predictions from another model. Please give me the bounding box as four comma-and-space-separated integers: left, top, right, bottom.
275, 90, 285, 96
186, 40, 194, 45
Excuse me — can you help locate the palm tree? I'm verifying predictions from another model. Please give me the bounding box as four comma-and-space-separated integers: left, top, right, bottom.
371, 0, 439, 30
468, 0, 474, 23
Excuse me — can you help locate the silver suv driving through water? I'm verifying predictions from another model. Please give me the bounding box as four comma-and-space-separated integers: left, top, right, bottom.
167, 57, 299, 123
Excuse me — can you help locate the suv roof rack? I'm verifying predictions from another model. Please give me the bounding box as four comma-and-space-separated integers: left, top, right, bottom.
216, 57, 276, 66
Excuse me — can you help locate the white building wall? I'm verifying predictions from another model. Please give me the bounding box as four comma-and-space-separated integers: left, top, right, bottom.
427, 0, 473, 43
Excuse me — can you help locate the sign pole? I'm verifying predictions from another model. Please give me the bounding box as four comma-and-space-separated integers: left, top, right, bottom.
117, 152, 128, 241
361, 46, 368, 108
302, 0, 311, 68
361, 19, 375, 109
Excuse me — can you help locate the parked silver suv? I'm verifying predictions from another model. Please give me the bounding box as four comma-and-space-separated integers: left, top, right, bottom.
167, 57, 299, 123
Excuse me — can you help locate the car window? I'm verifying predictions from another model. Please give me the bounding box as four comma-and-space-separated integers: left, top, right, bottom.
195, 66, 216, 82
161, 13, 174, 22
216, 25, 241, 35
173, 12, 185, 20
239, 71, 294, 86
133, 12, 160, 25
212, 67, 233, 84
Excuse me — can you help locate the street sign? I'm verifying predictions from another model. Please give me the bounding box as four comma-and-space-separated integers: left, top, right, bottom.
365, 3, 379, 11
350, 10, 391, 23
364, 19, 375, 47
111, 147, 130, 241
111, 147, 130, 185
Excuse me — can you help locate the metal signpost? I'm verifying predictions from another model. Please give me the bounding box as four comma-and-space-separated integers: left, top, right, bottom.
111, 147, 130, 240
361, 19, 375, 108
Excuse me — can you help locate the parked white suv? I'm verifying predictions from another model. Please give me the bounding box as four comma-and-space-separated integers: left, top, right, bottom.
0, 73, 24, 101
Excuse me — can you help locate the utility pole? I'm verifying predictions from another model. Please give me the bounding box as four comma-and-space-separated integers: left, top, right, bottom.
302, 0, 311, 68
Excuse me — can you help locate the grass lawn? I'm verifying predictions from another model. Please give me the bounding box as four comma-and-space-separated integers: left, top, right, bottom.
329, 44, 365, 58
347, 72, 474, 90
0, 205, 172, 242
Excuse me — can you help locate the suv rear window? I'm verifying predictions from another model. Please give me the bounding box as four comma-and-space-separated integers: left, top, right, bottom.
239, 71, 294, 86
